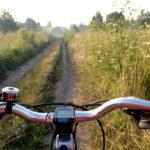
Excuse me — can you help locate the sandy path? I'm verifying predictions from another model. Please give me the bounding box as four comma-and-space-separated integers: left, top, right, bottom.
0, 39, 92, 149
52, 43, 93, 150
0, 39, 56, 88
55, 43, 75, 102
44, 43, 76, 149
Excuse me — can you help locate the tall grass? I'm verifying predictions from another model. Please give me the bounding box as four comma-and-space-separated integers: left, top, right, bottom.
0, 43, 62, 149
0, 29, 51, 80
69, 27, 150, 149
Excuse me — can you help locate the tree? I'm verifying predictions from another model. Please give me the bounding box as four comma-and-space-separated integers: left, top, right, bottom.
25, 18, 40, 29
70, 24, 79, 33
106, 11, 125, 23
78, 23, 87, 31
46, 21, 52, 32
0, 10, 18, 32
137, 10, 150, 26
89, 11, 103, 31
46, 21, 52, 28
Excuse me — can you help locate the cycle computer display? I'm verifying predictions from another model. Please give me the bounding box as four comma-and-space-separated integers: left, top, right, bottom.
54, 106, 75, 124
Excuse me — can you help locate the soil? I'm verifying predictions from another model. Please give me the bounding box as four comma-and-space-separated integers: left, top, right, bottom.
55, 43, 75, 102
0, 40, 93, 150
0, 39, 56, 88
52, 43, 93, 150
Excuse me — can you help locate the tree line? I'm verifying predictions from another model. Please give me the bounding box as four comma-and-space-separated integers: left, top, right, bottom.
89, 10, 150, 30
0, 10, 41, 32
70, 10, 150, 33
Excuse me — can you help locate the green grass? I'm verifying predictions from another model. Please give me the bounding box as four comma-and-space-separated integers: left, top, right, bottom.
0, 43, 63, 149
68, 26, 150, 149
0, 29, 51, 80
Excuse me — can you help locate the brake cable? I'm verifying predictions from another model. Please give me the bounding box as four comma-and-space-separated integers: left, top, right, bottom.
81, 106, 105, 150
20, 101, 106, 150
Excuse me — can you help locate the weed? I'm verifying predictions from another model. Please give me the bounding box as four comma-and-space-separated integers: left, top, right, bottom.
68, 27, 150, 149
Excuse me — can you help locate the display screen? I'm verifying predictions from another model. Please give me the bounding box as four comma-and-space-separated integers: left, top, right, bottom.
56, 109, 74, 118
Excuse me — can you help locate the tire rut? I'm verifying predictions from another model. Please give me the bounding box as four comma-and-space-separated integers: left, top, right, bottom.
0, 39, 57, 88
51, 43, 93, 150
55, 43, 75, 102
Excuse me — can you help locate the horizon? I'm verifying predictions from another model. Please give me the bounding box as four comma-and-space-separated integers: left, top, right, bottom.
0, 0, 149, 27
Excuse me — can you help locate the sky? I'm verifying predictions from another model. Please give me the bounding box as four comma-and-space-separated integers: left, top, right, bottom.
0, 0, 149, 27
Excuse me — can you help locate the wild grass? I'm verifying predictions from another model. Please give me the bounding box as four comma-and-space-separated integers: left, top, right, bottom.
0, 43, 62, 149
0, 29, 51, 80
69, 27, 150, 149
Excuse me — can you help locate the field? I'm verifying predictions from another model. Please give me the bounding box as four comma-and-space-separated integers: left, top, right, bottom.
0, 43, 62, 149
0, 29, 51, 80
0, 24, 149, 149
0, 1, 150, 149
68, 27, 150, 149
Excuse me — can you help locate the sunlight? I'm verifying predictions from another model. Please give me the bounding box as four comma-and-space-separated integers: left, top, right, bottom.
0, 0, 149, 26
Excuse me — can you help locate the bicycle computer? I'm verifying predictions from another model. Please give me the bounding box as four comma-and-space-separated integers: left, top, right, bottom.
54, 106, 75, 123
53, 106, 75, 134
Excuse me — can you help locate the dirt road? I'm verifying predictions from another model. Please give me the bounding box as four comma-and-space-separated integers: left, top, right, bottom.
44, 43, 76, 149
53, 43, 93, 150
0, 40, 56, 88
1, 40, 92, 149
55, 43, 75, 102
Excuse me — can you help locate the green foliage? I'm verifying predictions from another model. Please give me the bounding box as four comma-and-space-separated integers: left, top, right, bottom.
78, 23, 87, 32
69, 27, 150, 149
25, 18, 40, 30
0, 29, 51, 80
70, 24, 79, 33
0, 10, 18, 32
89, 11, 103, 31
137, 10, 150, 26
0, 44, 62, 148
106, 11, 125, 23
64, 30, 75, 43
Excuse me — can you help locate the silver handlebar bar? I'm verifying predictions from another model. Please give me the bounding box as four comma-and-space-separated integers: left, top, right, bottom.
0, 97, 149, 123
0, 103, 53, 123
75, 97, 150, 122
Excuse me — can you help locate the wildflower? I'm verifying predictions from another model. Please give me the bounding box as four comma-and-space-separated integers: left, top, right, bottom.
142, 42, 150, 46
22, 124, 27, 129
15, 131, 20, 138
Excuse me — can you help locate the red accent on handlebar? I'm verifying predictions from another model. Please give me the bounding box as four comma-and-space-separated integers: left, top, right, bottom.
7, 93, 14, 102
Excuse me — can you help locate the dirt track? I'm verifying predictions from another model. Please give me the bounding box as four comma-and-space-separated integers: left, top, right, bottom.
0, 40, 56, 88
53, 43, 92, 150
1, 40, 92, 149
55, 43, 75, 102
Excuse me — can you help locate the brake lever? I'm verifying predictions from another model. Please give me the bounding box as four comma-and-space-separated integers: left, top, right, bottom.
123, 108, 150, 129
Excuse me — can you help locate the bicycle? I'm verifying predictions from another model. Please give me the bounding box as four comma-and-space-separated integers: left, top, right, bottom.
0, 87, 150, 150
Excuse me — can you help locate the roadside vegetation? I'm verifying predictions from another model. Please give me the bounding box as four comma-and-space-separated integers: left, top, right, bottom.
0, 43, 63, 149
0, 10, 51, 80
0, 29, 51, 80
67, 9, 150, 150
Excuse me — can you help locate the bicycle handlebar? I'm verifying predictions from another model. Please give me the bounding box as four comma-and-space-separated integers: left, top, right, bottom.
75, 97, 150, 122
0, 102, 53, 123
0, 97, 149, 123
